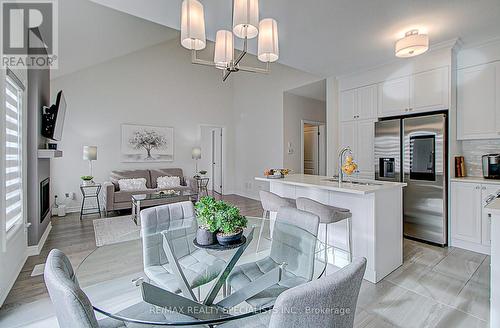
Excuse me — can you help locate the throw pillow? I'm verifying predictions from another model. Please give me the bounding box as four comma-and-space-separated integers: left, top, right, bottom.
118, 178, 147, 191
157, 176, 181, 189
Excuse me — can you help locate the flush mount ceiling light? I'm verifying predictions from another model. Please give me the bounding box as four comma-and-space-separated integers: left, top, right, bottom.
181, 0, 279, 82
395, 29, 429, 58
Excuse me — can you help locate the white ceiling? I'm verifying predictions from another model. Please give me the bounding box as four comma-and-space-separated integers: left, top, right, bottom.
52, 0, 178, 79
286, 80, 326, 102
90, 0, 500, 77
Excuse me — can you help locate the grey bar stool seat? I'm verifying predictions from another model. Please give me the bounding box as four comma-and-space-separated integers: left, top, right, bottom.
296, 197, 353, 264
257, 190, 296, 252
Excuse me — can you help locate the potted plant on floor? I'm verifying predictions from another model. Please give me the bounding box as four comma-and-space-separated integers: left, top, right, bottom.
194, 196, 218, 246
215, 201, 248, 246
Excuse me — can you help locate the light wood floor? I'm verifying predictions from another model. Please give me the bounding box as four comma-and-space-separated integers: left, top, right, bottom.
1, 193, 263, 311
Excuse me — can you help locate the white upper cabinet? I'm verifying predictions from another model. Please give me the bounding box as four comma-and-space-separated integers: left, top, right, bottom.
339, 121, 356, 151
340, 89, 357, 122
410, 67, 449, 113
378, 76, 410, 117
357, 85, 378, 120
340, 84, 377, 122
378, 67, 450, 118
457, 62, 499, 140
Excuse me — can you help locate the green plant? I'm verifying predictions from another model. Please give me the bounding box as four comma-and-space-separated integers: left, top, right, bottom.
80, 176, 93, 181
215, 201, 247, 235
194, 196, 247, 235
194, 196, 218, 232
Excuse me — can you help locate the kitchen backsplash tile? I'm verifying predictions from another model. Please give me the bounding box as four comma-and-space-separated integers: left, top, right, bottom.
462, 139, 500, 176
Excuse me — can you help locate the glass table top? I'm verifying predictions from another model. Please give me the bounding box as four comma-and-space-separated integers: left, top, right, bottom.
76, 216, 331, 326
131, 190, 198, 201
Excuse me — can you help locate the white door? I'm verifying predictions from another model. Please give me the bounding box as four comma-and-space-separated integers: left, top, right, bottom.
357, 84, 377, 120
303, 126, 319, 175
212, 128, 223, 194
451, 183, 482, 244
410, 67, 449, 113
356, 119, 375, 177
378, 76, 410, 117
457, 63, 498, 139
340, 89, 357, 122
482, 185, 500, 246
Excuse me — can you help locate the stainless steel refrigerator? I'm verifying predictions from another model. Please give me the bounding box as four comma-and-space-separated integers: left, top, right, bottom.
375, 114, 447, 246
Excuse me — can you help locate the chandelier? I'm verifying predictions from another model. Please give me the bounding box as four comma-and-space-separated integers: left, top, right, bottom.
180, 0, 279, 81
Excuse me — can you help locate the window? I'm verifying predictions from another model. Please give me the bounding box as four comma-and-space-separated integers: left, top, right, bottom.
4, 72, 24, 231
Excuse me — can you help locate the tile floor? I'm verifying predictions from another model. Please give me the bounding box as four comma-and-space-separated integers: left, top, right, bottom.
354, 239, 490, 327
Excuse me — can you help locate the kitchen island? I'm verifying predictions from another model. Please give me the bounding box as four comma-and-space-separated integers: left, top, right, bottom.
256, 174, 406, 283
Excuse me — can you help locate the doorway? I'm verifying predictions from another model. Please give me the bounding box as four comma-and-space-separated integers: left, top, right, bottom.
200, 126, 223, 195
302, 120, 326, 175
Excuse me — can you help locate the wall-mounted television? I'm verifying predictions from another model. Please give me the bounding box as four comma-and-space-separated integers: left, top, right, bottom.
41, 90, 66, 141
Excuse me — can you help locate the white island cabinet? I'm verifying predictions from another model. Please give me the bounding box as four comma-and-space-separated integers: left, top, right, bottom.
485, 198, 500, 327
255, 174, 406, 283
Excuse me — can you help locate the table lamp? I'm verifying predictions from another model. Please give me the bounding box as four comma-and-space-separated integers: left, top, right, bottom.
192, 147, 201, 176
83, 146, 97, 177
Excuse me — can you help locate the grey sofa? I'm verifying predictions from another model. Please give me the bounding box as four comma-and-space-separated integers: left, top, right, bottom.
103, 168, 197, 214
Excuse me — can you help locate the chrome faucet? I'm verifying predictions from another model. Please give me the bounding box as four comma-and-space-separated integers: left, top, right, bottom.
338, 146, 352, 184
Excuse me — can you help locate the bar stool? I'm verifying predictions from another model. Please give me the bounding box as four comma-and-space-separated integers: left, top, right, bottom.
257, 190, 296, 252
296, 197, 353, 264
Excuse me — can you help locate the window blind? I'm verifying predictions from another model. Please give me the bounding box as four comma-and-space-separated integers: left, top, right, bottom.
5, 75, 23, 231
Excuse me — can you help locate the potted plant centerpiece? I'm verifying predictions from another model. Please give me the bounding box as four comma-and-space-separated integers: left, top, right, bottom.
80, 175, 94, 186
215, 201, 247, 246
194, 196, 218, 246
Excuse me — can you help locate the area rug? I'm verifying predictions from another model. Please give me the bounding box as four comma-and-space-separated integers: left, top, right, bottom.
93, 215, 141, 247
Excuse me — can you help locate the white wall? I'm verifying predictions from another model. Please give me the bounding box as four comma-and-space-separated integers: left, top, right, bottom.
50, 38, 320, 207
50, 39, 236, 210
283, 93, 326, 173
232, 58, 320, 200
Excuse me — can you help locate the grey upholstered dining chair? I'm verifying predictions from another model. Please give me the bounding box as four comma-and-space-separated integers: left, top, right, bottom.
140, 201, 226, 295
296, 197, 353, 264
257, 190, 296, 252
227, 206, 320, 308
218, 257, 367, 328
44, 249, 195, 328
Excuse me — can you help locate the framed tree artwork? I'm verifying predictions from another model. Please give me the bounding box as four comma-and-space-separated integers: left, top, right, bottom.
121, 124, 174, 162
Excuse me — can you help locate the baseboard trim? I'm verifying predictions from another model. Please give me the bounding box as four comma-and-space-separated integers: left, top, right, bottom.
26, 222, 52, 257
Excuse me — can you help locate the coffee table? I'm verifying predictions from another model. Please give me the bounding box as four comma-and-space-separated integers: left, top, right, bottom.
131, 190, 198, 225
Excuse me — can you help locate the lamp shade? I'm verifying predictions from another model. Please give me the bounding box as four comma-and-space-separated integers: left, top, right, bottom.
181, 0, 206, 50
192, 147, 201, 159
214, 30, 234, 69
258, 18, 279, 62
233, 0, 259, 39
83, 146, 97, 161
395, 30, 429, 58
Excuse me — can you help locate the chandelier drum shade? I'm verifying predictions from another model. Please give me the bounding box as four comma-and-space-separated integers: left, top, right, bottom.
181, 0, 206, 51
180, 0, 279, 81
395, 30, 429, 58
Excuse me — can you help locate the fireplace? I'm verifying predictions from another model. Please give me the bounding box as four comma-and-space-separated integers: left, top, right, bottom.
40, 178, 49, 222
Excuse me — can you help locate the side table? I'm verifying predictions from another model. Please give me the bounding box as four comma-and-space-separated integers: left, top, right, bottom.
195, 177, 210, 197
80, 183, 102, 220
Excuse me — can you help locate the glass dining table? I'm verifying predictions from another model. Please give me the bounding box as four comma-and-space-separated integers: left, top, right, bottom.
76, 216, 331, 326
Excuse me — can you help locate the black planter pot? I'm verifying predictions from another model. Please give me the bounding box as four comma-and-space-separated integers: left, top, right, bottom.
216, 229, 243, 246
196, 228, 215, 246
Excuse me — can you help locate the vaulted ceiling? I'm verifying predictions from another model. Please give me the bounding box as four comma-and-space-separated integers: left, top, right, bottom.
90, 0, 500, 77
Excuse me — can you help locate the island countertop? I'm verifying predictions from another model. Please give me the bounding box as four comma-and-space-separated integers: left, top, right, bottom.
255, 174, 406, 195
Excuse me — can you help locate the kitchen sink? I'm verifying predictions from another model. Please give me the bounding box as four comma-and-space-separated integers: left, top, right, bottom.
321, 178, 382, 186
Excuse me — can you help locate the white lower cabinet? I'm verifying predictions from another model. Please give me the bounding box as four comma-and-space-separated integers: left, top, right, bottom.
451, 181, 499, 254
